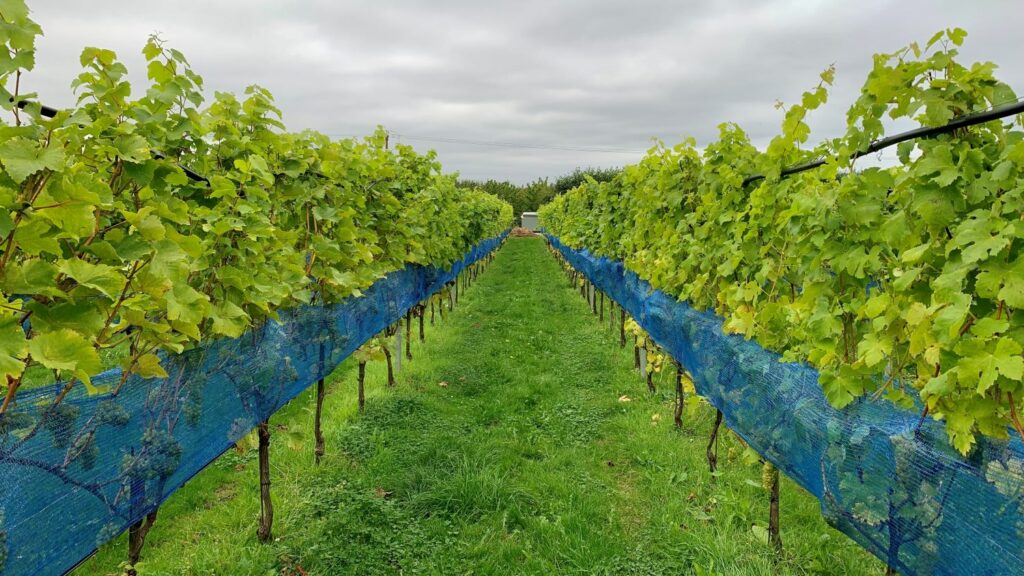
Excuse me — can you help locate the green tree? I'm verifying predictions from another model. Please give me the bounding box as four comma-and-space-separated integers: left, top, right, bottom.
553, 166, 622, 195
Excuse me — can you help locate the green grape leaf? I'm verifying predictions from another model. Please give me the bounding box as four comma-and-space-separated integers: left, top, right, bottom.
860, 293, 890, 319
132, 353, 168, 379
0, 138, 65, 184
27, 328, 101, 385
956, 338, 1024, 394
0, 0, 31, 21
932, 293, 972, 340
1, 259, 59, 296
914, 145, 958, 186
857, 332, 892, 368
0, 316, 28, 380
142, 38, 162, 61
165, 283, 210, 326
58, 258, 125, 300
971, 317, 1008, 339
986, 458, 1024, 498
25, 300, 105, 339
947, 27, 967, 46
209, 301, 249, 338
114, 134, 150, 163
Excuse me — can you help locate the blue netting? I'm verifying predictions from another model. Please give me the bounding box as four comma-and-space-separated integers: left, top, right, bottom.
547, 233, 1024, 576
0, 232, 507, 576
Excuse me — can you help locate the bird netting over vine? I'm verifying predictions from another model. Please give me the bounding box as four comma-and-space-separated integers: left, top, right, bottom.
548, 233, 1024, 576
0, 232, 506, 576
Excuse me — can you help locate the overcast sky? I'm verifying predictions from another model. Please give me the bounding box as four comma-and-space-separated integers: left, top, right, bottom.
22, 0, 1024, 184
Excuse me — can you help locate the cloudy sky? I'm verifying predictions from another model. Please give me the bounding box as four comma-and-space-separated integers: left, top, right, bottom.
23, 0, 1024, 183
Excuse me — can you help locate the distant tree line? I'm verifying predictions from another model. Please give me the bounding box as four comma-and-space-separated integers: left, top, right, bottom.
551, 166, 621, 196
459, 166, 621, 223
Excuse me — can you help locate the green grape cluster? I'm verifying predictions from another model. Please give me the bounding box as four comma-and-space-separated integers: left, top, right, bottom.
93, 400, 130, 427
0, 1, 512, 415
541, 29, 1024, 454
119, 429, 183, 480
40, 403, 78, 448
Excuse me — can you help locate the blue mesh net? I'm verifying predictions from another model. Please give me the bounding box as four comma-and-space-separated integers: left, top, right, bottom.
0, 232, 506, 576
547, 233, 1024, 576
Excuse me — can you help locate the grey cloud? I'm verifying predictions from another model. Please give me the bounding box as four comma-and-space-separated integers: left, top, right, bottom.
23, 0, 1024, 183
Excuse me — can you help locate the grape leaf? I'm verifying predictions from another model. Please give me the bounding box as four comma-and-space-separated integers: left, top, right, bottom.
0, 138, 65, 184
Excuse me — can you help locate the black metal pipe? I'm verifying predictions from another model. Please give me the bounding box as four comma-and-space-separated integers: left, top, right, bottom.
13, 98, 210, 184
15, 99, 59, 118
151, 153, 209, 184
742, 98, 1024, 186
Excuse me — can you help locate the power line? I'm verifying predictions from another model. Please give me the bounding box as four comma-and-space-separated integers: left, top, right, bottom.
388, 132, 648, 154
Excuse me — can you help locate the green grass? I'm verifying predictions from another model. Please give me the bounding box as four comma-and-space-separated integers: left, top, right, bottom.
77, 236, 883, 575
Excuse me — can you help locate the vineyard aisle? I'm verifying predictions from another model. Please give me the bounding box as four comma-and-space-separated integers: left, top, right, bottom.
80, 237, 882, 575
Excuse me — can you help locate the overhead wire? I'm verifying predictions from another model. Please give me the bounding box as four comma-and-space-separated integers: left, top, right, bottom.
387, 132, 647, 154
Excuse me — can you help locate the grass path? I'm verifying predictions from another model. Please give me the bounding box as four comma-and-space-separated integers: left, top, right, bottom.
80, 237, 881, 575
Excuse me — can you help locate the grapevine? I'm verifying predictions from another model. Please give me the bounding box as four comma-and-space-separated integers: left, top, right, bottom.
541, 28, 1023, 454
0, 4, 511, 571
0, 3, 511, 415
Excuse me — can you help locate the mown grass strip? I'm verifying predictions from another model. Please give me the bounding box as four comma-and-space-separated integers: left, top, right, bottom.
80, 237, 881, 575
